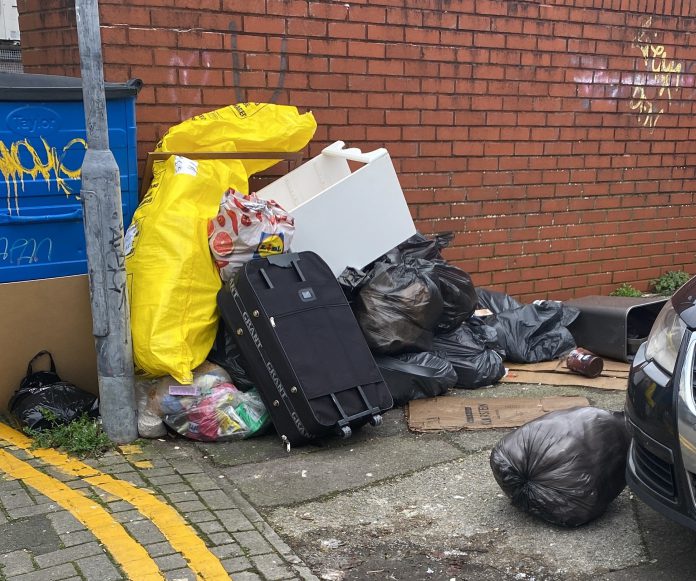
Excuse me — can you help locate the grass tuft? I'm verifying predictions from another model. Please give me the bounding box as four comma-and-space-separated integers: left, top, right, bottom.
25, 411, 113, 458
609, 283, 643, 297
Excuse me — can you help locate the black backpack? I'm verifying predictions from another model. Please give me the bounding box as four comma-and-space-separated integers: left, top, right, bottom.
8, 351, 98, 431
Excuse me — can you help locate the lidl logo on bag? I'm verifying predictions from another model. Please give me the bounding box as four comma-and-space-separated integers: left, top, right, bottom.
254, 232, 285, 258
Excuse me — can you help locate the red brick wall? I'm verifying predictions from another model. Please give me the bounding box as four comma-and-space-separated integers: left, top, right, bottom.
18, 0, 80, 76
18, 0, 696, 301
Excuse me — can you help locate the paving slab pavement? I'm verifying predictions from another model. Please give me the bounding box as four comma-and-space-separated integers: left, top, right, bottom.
0, 425, 318, 581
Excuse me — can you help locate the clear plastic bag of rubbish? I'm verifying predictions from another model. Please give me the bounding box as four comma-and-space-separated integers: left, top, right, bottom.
140, 362, 270, 441
136, 361, 231, 439
490, 407, 630, 527
135, 378, 166, 439
432, 320, 506, 388
163, 384, 270, 442
354, 260, 444, 354
486, 301, 580, 363
375, 352, 458, 406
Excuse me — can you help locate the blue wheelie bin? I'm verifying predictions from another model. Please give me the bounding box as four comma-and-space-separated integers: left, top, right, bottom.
0, 72, 140, 283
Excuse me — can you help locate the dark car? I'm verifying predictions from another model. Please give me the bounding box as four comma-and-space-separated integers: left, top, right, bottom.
625, 276, 696, 530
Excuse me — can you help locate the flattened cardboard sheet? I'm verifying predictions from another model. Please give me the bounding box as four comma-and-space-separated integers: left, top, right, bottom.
0, 275, 98, 413
499, 358, 630, 391
407, 395, 590, 432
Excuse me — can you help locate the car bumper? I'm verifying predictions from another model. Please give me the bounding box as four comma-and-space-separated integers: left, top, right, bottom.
625, 338, 696, 531
626, 427, 696, 531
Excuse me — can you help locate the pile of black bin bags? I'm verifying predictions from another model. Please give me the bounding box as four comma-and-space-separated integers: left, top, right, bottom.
339, 233, 581, 407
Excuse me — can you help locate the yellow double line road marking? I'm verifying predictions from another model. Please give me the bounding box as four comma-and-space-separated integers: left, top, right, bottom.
0, 448, 164, 580
0, 423, 229, 580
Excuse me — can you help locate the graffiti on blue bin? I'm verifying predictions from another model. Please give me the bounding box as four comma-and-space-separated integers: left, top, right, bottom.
0, 236, 53, 265
0, 137, 87, 214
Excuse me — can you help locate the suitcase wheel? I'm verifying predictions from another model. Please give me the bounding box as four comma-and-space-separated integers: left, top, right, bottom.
339, 425, 352, 439
369, 414, 383, 427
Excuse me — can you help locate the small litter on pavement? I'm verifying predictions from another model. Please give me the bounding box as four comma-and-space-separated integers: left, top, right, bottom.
406, 395, 589, 432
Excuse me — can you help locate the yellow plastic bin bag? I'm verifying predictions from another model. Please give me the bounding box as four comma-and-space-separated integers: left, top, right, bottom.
125, 156, 229, 384
127, 103, 316, 384
159, 102, 318, 194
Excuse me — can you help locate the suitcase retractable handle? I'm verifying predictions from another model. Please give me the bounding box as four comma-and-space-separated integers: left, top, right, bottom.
259, 269, 274, 289
331, 386, 383, 438
261, 254, 307, 288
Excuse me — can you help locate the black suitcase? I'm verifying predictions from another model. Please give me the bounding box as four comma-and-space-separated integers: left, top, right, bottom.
217, 251, 393, 448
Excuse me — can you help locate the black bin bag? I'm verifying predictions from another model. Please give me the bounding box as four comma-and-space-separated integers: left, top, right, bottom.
375, 352, 458, 406
432, 320, 506, 388
354, 261, 443, 354
413, 259, 477, 334
384, 232, 454, 263
490, 407, 630, 527
486, 301, 580, 363
434, 261, 477, 332
475, 287, 522, 314
207, 320, 255, 392
8, 351, 98, 431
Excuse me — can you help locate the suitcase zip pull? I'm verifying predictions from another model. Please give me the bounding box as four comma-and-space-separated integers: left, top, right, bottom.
281, 434, 291, 453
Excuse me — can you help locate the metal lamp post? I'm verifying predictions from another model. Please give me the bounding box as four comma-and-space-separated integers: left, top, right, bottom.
74, 0, 138, 443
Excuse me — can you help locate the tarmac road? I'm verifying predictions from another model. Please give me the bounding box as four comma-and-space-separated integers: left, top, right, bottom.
194, 382, 696, 581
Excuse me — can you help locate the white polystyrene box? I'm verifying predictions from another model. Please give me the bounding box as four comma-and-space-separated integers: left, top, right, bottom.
256, 141, 417, 276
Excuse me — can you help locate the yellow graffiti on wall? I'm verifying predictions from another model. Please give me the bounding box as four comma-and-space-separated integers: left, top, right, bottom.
0, 137, 87, 215
630, 17, 683, 131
